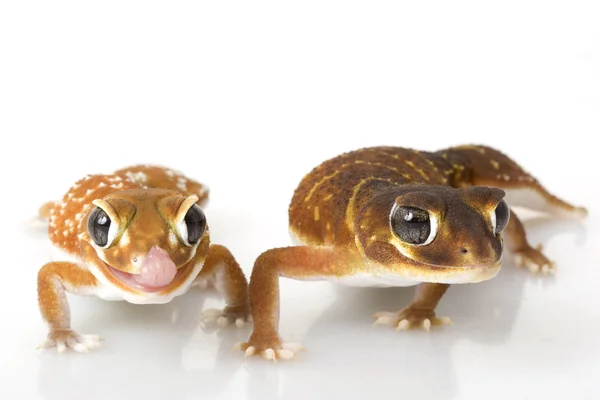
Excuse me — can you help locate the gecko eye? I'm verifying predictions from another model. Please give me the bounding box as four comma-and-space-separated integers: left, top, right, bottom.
177, 204, 206, 246
491, 199, 510, 234
390, 206, 438, 246
88, 207, 117, 248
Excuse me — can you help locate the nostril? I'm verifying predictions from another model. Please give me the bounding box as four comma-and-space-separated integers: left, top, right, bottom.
460, 248, 468, 254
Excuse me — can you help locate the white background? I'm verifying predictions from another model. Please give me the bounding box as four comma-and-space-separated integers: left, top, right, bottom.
1, 1, 599, 399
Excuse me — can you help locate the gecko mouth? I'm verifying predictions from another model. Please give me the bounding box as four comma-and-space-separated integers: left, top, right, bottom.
435, 261, 502, 283
105, 264, 189, 293
101, 246, 195, 293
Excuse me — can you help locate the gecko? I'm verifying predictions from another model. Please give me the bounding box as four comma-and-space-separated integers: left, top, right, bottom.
37, 165, 250, 353
235, 144, 587, 361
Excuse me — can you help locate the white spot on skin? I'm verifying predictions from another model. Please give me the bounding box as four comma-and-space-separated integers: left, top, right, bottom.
177, 178, 188, 191
169, 231, 178, 246
120, 233, 130, 246
124, 171, 148, 184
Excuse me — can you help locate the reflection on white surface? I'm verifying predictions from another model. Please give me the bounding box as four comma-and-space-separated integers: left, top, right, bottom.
3, 210, 599, 400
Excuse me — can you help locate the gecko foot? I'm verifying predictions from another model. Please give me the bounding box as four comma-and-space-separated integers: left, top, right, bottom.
233, 339, 304, 362
38, 329, 103, 354
373, 307, 452, 332
201, 303, 251, 329
513, 244, 556, 275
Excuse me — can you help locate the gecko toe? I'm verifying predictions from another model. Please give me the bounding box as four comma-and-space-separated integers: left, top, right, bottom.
80, 334, 103, 349
202, 307, 251, 330
235, 318, 246, 328
202, 309, 223, 319
37, 339, 56, 350
67, 338, 89, 353
236, 340, 303, 361
216, 316, 229, 328
396, 319, 410, 331
423, 319, 431, 332
262, 349, 277, 362
56, 341, 67, 354
373, 314, 397, 326
232, 341, 247, 351
437, 316, 453, 326
526, 261, 539, 273
281, 342, 304, 353
244, 346, 257, 358
541, 264, 550, 275
276, 349, 295, 360
514, 254, 525, 268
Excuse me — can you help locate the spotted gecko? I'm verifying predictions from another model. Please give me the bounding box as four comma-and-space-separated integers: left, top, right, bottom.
37, 165, 249, 353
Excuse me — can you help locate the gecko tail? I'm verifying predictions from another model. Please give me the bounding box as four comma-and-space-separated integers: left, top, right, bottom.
38, 201, 55, 221
503, 187, 588, 219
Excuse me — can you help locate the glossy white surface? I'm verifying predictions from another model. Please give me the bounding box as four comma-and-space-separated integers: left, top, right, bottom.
1, 1, 599, 399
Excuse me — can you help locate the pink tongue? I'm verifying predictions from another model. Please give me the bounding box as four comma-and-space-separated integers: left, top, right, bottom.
133, 246, 177, 288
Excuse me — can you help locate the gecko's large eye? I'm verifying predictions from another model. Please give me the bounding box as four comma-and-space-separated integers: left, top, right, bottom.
390, 205, 438, 246
491, 199, 510, 234
88, 207, 117, 248
177, 204, 206, 246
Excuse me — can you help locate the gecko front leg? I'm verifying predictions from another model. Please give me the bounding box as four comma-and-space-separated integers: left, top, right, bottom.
504, 209, 555, 275
235, 246, 359, 361
373, 283, 453, 331
196, 245, 251, 328
37, 262, 103, 353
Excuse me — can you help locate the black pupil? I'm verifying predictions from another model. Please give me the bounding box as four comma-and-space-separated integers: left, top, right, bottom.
88, 208, 111, 247
391, 206, 431, 245
494, 200, 510, 233
184, 204, 206, 245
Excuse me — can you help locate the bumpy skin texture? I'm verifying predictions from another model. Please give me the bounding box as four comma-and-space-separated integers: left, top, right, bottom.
37, 165, 249, 353
237, 145, 587, 361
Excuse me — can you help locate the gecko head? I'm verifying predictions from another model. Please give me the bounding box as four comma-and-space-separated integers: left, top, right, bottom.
78, 189, 210, 296
356, 184, 509, 283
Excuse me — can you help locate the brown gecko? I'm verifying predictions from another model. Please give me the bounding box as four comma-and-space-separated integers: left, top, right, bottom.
235, 144, 587, 361
37, 165, 249, 353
